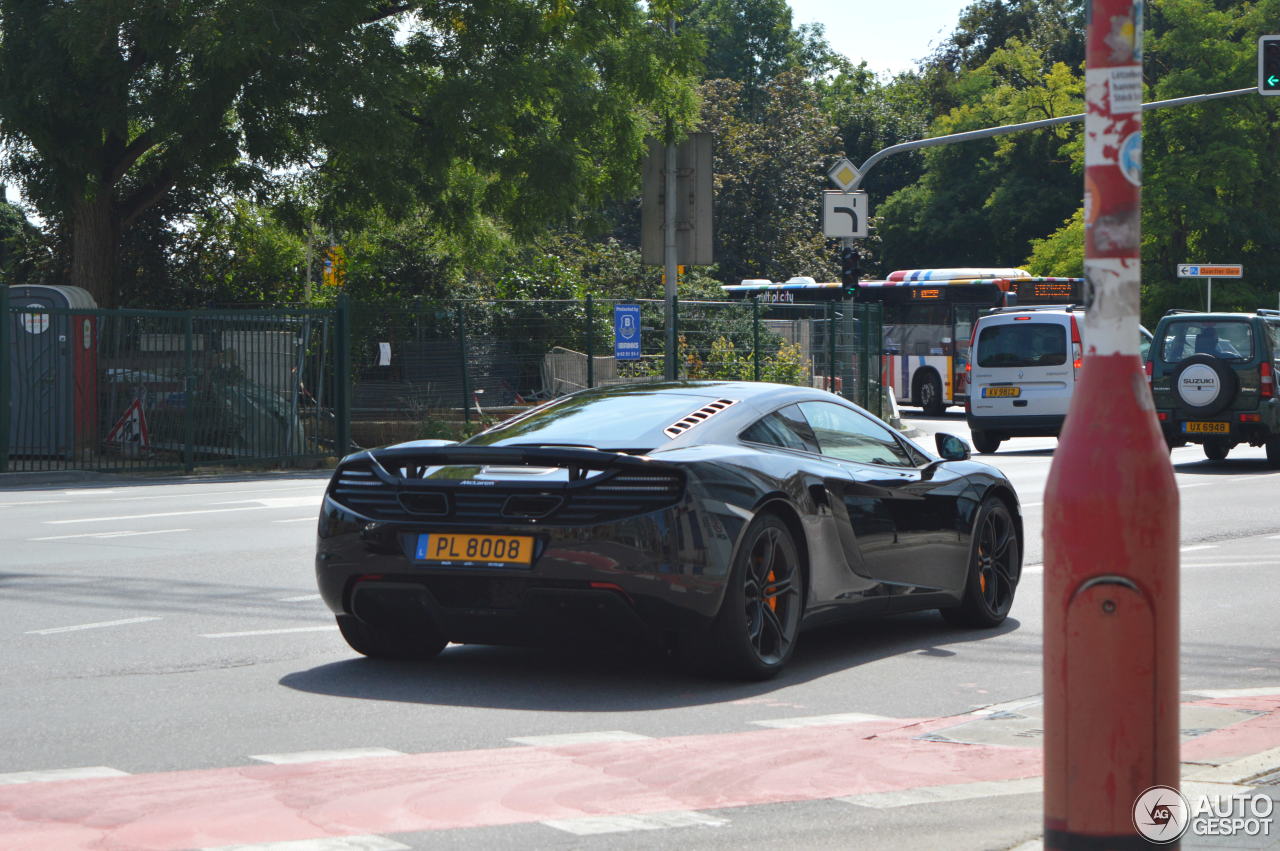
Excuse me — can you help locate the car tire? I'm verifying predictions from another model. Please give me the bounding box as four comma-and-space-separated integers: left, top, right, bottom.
917, 372, 946, 416
336, 614, 448, 661
971, 430, 1002, 454
698, 513, 804, 681
1267, 437, 1280, 470
940, 497, 1020, 629
1172, 354, 1238, 417
1203, 439, 1230, 461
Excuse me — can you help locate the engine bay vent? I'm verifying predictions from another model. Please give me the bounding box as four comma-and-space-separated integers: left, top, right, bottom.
663, 399, 738, 439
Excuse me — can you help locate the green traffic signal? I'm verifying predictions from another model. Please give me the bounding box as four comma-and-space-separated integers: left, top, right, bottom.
1261, 35, 1280, 95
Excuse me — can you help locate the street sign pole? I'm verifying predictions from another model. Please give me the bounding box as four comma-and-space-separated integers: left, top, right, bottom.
1043, 3, 1180, 848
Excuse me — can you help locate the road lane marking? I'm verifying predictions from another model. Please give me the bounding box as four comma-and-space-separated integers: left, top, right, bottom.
542, 810, 728, 835
45, 504, 313, 524
840, 777, 1041, 809
508, 731, 652, 746
752, 712, 893, 729
249, 748, 405, 765
30, 528, 191, 541
0, 499, 70, 507
1181, 545, 1218, 553
201, 838, 410, 851
26, 617, 161, 635
272, 517, 317, 524
1188, 686, 1280, 699
279, 594, 322, 602
201, 626, 337, 638
211, 497, 320, 509
0, 766, 130, 785
108, 486, 324, 502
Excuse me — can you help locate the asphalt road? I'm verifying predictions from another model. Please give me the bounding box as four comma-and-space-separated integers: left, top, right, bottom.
1, 417, 1278, 850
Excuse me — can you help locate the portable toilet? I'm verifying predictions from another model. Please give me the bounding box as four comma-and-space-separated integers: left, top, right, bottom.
7, 285, 99, 458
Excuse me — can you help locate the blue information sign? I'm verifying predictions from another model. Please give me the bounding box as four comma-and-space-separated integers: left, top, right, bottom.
614, 305, 641, 361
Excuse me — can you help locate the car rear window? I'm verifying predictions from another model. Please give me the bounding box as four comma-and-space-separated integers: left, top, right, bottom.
464, 391, 722, 449
1159, 320, 1253, 363
976, 322, 1067, 368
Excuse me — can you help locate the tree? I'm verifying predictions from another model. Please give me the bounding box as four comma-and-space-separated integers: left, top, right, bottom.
0, 2, 690, 306
700, 71, 842, 284
876, 40, 1083, 271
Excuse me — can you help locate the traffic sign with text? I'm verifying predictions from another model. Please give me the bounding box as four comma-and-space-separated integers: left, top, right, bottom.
1177, 264, 1242, 278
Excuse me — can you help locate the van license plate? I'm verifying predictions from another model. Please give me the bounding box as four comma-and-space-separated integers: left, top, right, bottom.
414, 533, 535, 566
982, 386, 1021, 398
1183, 421, 1229, 434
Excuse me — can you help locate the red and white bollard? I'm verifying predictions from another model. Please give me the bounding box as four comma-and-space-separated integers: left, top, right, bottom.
1043, 2, 1182, 848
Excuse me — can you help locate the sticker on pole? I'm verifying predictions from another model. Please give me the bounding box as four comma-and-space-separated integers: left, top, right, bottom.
20, 303, 50, 334
106, 400, 151, 449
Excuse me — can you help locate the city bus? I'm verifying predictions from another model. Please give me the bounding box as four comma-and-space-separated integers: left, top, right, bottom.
721, 269, 1085, 415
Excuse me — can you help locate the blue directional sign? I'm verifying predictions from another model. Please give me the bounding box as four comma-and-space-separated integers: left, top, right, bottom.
614, 304, 641, 361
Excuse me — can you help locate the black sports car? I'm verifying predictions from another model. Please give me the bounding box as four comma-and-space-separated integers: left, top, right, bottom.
315, 381, 1022, 679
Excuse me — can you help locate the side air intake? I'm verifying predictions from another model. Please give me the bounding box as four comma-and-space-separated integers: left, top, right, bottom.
663, 399, 738, 439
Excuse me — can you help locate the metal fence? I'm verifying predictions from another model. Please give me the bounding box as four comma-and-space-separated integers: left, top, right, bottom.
2, 291, 882, 472
2, 293, 339, 473
347, 297, 883, 445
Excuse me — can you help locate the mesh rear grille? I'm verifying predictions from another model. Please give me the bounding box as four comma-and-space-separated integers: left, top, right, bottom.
329, 463, 683, 525
664, 399, 738, 438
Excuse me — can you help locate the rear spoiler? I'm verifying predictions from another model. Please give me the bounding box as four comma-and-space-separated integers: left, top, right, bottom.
341, 444, 674, 487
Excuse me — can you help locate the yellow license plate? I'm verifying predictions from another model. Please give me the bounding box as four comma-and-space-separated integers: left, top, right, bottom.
415, 533, 534, 566
983, 386, 1021, 398
1183, 421, 1229, 434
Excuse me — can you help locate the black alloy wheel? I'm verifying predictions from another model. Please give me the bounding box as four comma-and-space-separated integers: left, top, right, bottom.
918, 372, 946, 416
1203, 439, 1231, 461
971, 430, 1002, 455
336, 614, 448, 661
699, 513, 804, 680
941, 497, 1020, 628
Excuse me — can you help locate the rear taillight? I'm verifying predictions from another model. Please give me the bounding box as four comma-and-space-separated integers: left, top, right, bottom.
1070, 316, 1083, 373
1261, 361, 1274, 399
1144, 360, 1153, 388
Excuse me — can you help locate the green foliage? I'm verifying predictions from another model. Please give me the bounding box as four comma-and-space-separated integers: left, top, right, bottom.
0, 1, 694, 306
877, 39, 1083, 271
701, 71, 842, 283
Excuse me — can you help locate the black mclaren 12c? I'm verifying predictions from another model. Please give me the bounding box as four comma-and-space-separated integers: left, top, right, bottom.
315, 381, 1023, 679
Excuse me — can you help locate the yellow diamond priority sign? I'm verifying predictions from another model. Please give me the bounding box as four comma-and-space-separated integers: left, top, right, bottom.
827, 158, 861, 192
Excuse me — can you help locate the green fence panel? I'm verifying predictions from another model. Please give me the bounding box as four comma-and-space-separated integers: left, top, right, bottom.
3, 302, 337, 474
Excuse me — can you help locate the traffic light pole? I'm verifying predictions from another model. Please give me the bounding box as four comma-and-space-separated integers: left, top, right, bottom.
1042, 3, 1181, 848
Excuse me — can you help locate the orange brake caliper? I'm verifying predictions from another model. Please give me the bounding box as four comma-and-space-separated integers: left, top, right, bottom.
767, 571, 778, 611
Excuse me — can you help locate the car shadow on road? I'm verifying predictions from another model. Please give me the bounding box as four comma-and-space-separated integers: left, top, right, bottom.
1172, 457, 1277, 473
278, 613, 1023, 711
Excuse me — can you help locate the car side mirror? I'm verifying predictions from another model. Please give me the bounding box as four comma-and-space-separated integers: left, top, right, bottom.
935, 433, 971, 461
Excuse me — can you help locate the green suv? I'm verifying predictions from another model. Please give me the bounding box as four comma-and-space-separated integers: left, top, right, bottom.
1147, 309, 1280, 466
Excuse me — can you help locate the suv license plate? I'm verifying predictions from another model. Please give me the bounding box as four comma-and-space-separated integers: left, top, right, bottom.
1182, 421, 1229, 434
982, 386, 1021, 398
414, 533, 534, 566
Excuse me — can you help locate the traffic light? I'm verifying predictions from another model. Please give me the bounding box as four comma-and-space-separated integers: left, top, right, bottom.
1261, 35, 1280, 96
839, 246, 860, 286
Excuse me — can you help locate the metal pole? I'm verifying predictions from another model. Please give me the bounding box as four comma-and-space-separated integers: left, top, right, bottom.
851, 87, 1255, 192
1043, 4, 1180, 848
335, 293, 351, 457
664, 137, 678, 381
458, 303, 470, 425
0, 282, 9, 474
585, 295, 595, 389
1207, 278, 1213, 312
183, 314, 195, 473
752, 297, 761, 382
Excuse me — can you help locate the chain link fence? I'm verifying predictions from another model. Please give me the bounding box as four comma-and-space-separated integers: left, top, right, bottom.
2, 290, 882, 472
2, 293, 338, 473
346, 297, 883, 446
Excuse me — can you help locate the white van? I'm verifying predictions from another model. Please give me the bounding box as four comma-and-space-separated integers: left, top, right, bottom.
965, 305, 1151, 453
